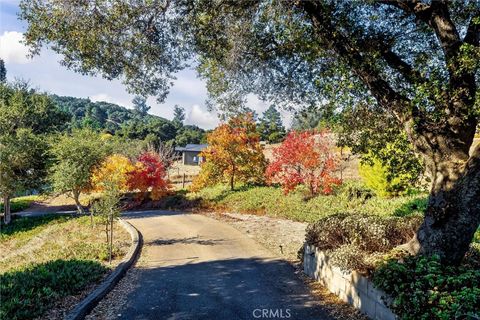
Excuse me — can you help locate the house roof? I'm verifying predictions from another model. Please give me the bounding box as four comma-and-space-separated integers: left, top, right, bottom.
175, 144, 208, 152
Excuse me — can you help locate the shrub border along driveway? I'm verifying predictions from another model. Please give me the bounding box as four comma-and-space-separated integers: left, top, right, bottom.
66, 218, 142, 320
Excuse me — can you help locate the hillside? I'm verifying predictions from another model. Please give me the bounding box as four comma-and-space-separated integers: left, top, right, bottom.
51, 95, 205, 146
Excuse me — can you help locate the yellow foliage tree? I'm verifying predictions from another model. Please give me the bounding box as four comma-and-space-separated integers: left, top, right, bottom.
191, 113, 267, 191
91, 154, 135, 192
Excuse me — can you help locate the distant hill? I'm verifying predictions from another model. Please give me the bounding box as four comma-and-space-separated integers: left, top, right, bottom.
51, 95, 206, 146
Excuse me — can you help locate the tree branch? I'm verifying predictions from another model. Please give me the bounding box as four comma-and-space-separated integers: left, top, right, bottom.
301, 1, 414, 124
381, 49, 427, 84
464, 13, 480, 47
379, 1, 461, 66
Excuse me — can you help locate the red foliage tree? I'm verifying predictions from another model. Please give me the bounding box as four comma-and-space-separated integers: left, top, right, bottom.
127, 152, 170, 200
266, 130, 341, 196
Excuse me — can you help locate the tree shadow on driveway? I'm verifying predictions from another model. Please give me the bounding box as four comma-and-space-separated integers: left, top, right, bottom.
147, 236, 226, 246
116, 257, 334, 320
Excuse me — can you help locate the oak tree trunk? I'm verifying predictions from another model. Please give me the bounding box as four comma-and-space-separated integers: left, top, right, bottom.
405, 141, 480, 265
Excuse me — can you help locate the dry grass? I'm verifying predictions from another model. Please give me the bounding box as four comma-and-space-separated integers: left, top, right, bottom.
0, 215, 130, 274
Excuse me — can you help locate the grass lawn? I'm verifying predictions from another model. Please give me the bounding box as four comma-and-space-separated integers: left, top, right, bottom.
187, 182, 428, 223
0, 214, 130, 320
0, 195, 41, 213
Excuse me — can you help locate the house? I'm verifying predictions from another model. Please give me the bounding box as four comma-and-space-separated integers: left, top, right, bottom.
174, 144, 208, 166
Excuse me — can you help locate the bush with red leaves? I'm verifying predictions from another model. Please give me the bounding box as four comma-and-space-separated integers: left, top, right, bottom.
128, 152, 170, 200
266, 130, 341, 196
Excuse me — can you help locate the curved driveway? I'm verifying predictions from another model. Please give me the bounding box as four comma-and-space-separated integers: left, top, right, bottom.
113, 210, 333, 320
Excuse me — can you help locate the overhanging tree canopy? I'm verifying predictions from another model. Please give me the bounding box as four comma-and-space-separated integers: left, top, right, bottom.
20, 0, 479, 264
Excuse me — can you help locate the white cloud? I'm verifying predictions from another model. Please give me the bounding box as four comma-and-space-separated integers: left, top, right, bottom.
90, 93, 132, 108
172, 72, 208, 97
0, 31, 32, 64
246, 95, 269, 114
185, 104, 219, 129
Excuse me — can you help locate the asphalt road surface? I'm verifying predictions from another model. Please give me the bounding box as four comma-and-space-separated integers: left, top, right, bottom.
111, 210, 333, 320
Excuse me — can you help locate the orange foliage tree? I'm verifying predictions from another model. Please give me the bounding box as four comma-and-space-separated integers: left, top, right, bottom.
91, 154, 135, 192
266, 130, 341, 196
127, 151, 170, 200
192, 114, 266, 191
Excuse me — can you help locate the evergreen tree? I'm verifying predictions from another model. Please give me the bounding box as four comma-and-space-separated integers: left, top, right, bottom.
132, 96, 150, 116
257, 105, 286, 143
172, 105, 185, 128
0, 59, 6, 83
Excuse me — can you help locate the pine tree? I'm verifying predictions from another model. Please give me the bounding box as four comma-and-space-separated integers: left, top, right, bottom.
172, 105, 185, 128
132, 96, 150, 115
257, 105, 286, 143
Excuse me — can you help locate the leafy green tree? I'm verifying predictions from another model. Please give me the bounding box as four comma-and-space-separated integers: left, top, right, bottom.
20, 0, 480, 264
0, 82, 67, 224
0, 59, 6, 83
257, 105, 286, 143
1, 82, 68, 134
175, 125, 205, 146
0, 130, 47, 224
118, 116, 177, 146
132, 96, 150, 116
172, 105, 185, 128
50, 129, 108, 213
337, 103, 424, 193
291, 103, 339, 131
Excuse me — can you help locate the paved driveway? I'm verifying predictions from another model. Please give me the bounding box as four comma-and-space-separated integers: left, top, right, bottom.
106, 210, 333, 320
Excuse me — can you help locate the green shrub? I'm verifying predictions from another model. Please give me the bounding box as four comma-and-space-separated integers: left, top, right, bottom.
0, 259, 107, 320
373, 255, 480, 320
359, 158, 419, 197
305, 213, 422, 272
187, 184, 427, 223
338, 181, 374, 202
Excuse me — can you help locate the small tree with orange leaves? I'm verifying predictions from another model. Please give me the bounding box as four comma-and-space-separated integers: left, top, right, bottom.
266, 130, 341, 197
192, 114, 266, 191
92, 154, 135, 193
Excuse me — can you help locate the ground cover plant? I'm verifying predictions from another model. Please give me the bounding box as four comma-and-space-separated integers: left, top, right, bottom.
373, 255, 480, 320
0, 214, 130, 319
0, 259, 107, 320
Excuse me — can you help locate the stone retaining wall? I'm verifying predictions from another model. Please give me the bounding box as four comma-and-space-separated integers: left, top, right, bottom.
303, 244, 396, 320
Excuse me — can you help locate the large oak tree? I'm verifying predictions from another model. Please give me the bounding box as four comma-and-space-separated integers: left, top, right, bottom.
20, 0, 479, 264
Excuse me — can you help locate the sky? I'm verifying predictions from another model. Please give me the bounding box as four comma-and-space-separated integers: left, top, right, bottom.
0, 0, 293, 130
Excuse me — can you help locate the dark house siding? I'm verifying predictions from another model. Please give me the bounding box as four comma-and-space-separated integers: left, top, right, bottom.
183, 151, 203, 165
175, 144, 208, 166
